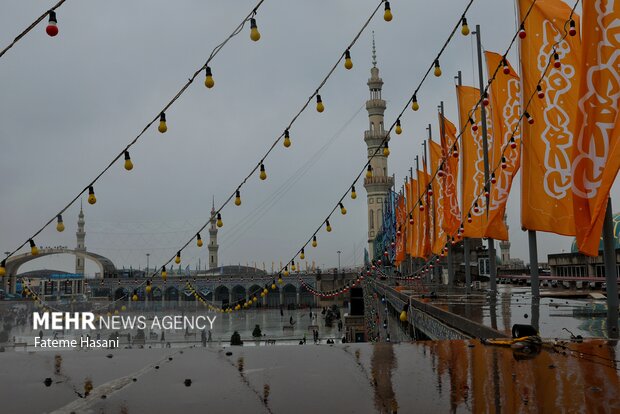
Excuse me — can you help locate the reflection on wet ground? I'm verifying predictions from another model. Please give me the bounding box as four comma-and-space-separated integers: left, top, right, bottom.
403, 285, 620, 339
0, 339, 617, 413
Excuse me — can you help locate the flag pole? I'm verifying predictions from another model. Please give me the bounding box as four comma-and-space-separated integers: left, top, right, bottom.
602, 197, 619, 338
440, 101, 454, 287
475, 24, 497, 294
456, 70, 472, 294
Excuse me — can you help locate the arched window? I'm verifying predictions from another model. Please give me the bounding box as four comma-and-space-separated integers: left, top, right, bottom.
369, 210, 374, 230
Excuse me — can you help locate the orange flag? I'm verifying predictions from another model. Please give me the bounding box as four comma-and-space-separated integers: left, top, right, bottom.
412, 177, 422, 258
457, 85, 492, 238
418, 169, 432, 258
430, 140, 446, 255
484, 51, 522, 241
395, 194, 406, 264
518, 0, 581, 236
572, 1, 620, 256
439, 113, 461, 235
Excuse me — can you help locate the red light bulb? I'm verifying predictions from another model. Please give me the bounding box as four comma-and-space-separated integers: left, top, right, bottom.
46, 11, 58, 37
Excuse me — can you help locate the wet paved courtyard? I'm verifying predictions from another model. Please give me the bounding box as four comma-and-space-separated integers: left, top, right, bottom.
0, 339, 618, 413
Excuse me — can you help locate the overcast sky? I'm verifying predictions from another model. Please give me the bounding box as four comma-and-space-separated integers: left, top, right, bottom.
1, 0, 614, 275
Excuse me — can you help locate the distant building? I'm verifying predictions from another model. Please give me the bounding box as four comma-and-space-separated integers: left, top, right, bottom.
548, 213, 620, 280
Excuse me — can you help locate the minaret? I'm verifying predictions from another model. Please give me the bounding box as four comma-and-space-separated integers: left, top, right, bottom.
499, 214, 511, 265
364, 33, 394, 259
75, 201, 86, 275
208, 197, 219, 269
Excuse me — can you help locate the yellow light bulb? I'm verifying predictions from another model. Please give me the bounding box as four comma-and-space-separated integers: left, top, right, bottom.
383, 144, 390, 156
411, 95, 419, 111
123, 150, 133, 171
271, 283, 276, 290
400, 310, 407, 322
216, 213, 223, 228
284, 268, 289, 277
259, 164, 267, 180
29, 239, 39, 256
384, 1, 393, 21
300, 249, 305, 260
87, 186, 97, 205
250, 18, 261, 41
235, 190, 242, 206
326, 220, 332, 232
252, 296, 257, 303
175, 252, 181, 264
0, 260, 6, 277
283, 129, 291, 148
121, 305, 127, 311
146, 285, 152, 293
162, 267, 167, 279
434, 60, 442, 77
204, 66, 214, 88
316, 95, 324, 113
461, 18, 470, 36
278, 277, 283, 284
115, 310, 119, 315
263, 288, 268, 294
366, 165, 373, 179
344, 50, 353, 70
312, 236, 317, 248
56, 214, 65, 232
395, 120, 402, 135
158, 113, 167, 133
340, 203, 346, 215
197, 234, 203, 247
351, 186, 357, 199
261, 291, 265, 297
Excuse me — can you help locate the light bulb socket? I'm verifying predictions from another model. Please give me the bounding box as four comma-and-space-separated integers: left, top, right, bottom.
197, 233, 202, 241
48, 10, 57, 23
260, 163, 265, 172
29, 239, 36, 248
88, 186, 95, 195
344, 50, 351, 59
384, 1, 391, 11
124, 151, 130, 160
250, 18, 257, 29
159, 112, 166, 122
316, 94, 322, 103
205, 66, 212, 76
57, 214, 63, 223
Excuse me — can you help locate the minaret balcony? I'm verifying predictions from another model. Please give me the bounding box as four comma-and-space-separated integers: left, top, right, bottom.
364, 175, 394, 189
365, 99, 386, 111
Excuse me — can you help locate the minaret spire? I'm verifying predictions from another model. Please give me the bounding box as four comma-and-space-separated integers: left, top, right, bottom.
208, 195, 219, 270
372, 31, 377, 68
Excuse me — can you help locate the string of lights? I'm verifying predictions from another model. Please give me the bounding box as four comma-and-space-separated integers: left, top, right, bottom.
0, 0, 68, 60
0, 0, 267, 270
262, 0, 551, 299
137, 0, 393, 282
262, 0, 482, 294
